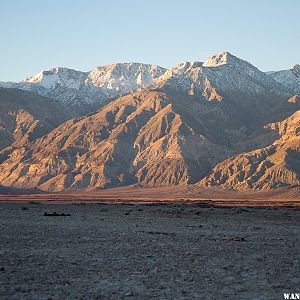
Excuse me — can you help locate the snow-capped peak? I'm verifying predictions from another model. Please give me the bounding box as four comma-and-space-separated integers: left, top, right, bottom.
87, 62, 165, 89
154, 51, 290, 101
83, 62, 167, 99
24, 67, 88, 90
202, 51, 261, 77
202, 51, 234, 67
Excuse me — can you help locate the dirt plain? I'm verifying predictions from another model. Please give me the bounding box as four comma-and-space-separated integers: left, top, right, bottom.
0, 196, 299, 299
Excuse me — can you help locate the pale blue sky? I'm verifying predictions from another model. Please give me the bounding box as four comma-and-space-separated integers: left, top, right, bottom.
1, 0, 299, 81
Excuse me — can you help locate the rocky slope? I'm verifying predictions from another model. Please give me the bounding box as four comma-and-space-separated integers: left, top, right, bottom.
0, 85, 297, 192
199, 110, 300, 189
0, 88, 78, 151
0, 91, 228, 190
269, 64, 300, 94
0, 64, 166, 111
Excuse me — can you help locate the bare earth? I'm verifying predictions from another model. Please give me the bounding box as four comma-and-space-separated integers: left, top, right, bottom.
0, 200, 299, 299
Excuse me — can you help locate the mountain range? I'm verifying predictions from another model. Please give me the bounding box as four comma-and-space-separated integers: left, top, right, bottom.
0, 51, 299, 192
0, 63, 166, 113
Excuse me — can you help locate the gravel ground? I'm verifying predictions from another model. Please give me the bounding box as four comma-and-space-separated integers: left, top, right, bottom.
0, 203, 299, 299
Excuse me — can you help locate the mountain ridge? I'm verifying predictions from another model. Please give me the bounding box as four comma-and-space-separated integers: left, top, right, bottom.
1, 51, 298, 110
0, 88, 78, 151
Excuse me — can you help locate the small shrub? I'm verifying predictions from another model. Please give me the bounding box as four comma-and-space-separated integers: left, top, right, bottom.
28, 200, 41, 205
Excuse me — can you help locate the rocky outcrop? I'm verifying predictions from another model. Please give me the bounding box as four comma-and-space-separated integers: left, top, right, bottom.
199, 110, 300, 189
0, 88, 78, 151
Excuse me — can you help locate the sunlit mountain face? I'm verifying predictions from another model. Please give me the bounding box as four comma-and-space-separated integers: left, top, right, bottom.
0, 51, 299, 191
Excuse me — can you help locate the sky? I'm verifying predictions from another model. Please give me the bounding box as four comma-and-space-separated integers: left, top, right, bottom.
0, 0, 299, 81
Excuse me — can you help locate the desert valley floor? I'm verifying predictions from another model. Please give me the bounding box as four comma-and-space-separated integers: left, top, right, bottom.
0, 187, 300, 299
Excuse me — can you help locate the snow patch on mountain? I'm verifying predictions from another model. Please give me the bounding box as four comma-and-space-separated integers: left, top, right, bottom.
25, 67, 88, 90
84, 63, 166, 99
202, 51, 232, 67
0, 63, 167, 107
269, 64, 300, 93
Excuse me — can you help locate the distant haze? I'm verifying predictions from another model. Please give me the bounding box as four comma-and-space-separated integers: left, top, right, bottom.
1, 0, 299, 81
